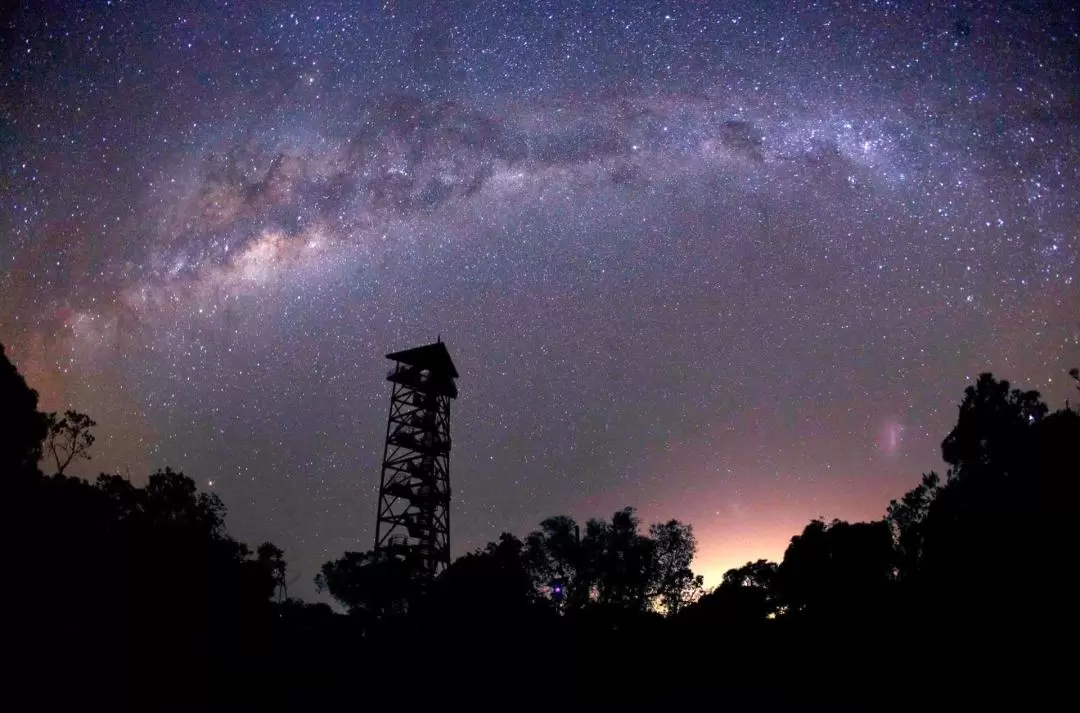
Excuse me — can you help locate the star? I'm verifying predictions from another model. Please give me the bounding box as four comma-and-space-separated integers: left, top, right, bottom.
0, 0, 1076, 600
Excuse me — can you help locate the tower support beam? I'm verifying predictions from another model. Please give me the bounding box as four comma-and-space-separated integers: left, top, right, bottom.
374, 340, 458, 581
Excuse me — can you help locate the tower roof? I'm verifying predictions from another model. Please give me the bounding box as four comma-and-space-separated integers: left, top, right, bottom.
385, 341, 459, 379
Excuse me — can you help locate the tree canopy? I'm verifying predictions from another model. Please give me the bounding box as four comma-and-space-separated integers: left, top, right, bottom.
0, 343, 49, 474
2, 342, 1075, 708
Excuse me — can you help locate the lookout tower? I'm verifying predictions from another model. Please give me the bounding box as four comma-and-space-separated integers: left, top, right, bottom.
374, 340, 458, 580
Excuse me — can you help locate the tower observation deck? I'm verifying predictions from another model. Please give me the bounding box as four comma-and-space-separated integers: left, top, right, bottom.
373, 340, 458, 581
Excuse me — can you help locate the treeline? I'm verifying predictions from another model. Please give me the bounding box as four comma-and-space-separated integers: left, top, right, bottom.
2, 342, 1076, 708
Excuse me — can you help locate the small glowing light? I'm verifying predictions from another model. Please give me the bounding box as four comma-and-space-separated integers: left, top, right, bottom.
208, 479, 215, 488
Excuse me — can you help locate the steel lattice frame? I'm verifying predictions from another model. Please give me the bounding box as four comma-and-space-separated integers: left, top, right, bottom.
374, 360, 454, 580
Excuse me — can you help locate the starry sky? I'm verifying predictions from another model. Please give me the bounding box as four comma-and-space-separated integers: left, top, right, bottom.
2, 1, 1078, 597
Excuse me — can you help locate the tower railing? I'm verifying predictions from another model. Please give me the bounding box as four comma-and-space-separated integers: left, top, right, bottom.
373, 341, 458, 582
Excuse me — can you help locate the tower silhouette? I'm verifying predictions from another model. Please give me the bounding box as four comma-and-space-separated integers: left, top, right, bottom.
374, 340, 458, 581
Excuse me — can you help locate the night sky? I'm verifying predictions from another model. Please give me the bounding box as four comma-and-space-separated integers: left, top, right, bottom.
2, 1, 1078, 597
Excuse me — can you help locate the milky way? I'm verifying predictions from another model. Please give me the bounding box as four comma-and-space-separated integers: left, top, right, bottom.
2, 1, 1078, 595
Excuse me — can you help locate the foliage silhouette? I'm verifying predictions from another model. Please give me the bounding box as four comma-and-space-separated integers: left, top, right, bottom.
318, 506, 702, 621
710, 558, 780, 621
592, 506, 656, 609
649, 519, 704, 613
0, 343, 49, 474
2, 342, 1075, 707
45, 409, 96, 476
776, 517, 895, 619
886, 470, 939, 581
258, 541, 289, 602
1, 359, 285, 708
315, 547, 419, 618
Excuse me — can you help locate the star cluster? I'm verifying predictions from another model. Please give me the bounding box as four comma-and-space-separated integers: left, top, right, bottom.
2, 1, 1078, 594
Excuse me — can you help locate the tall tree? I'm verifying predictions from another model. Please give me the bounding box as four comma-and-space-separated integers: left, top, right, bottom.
523, 514, 593, 609
593, 507, 655, 610
649, 519, 703, 614
777, 519, 894, 618
885, 471, 940, 581
0, 343, 49, 474
940, 373, 1046, 473
257, 542, 289, 602
918, 374, 1071, 607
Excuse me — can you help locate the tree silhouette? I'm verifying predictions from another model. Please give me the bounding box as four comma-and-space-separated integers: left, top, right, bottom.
592, 506, 655, 609
940, 372, 1046, 471
142, 466, 228, 534
422, 533, 543, 623
913, 373, 1073, 616
513, 507, 702, 613
258, 542, 289, 602
649, 519, 703, 613
776, 518, 894, 619
685, 559, 779, 630
316, 548, 419, 618
523, 514, 594, 609
723, 558, 779, 591
45, 409, 96, 476
5, 343, 1076, 707
0, 343, 49, 474
886, 470, 940, 581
